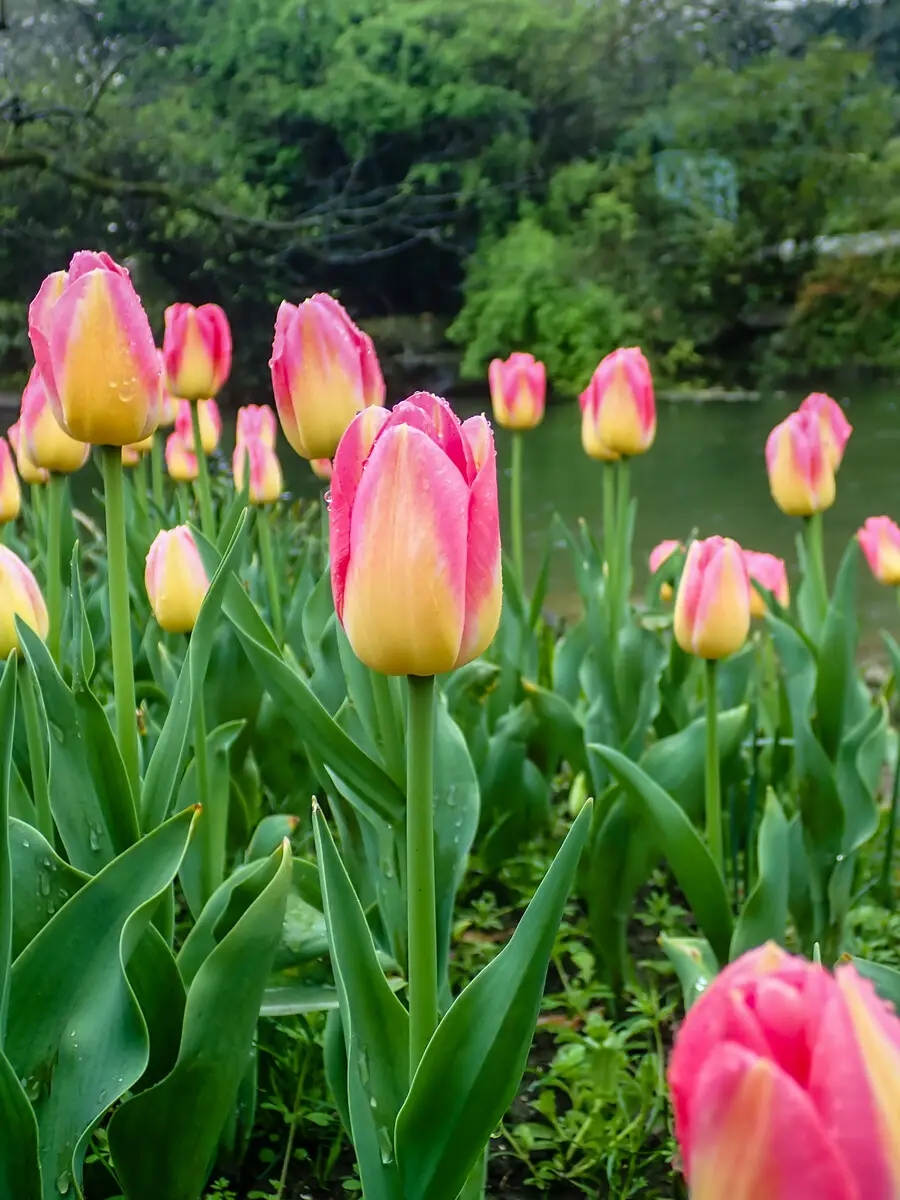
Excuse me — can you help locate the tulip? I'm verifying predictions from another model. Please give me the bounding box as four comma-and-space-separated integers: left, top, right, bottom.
669, 943, 900, 1200
743, 550, 790, 617
145, 525, 209, 634
310, 458, 332, 482
162, 303, 232, 401
330, 391, 502, 677
165, 432, 198, 483
580, 347, 655, 459
270, 294, 385, 461
121, 445, 142, 468
799, 391, 852, 471
674, 537, 750, 661
0, 438, 21, 524
28, 251, 160, 446
488, 353, 546, 431
649, 539, 682, 603
0, 545, 48, 658
233, 439, 283, 506
236, 403, 278, 449
175, 399, 221, 456
20, 367, 89, 475
765, 408, 835, 518
7, 421, 48, 486
158, 355, 179, 427
858, 516, 900, 587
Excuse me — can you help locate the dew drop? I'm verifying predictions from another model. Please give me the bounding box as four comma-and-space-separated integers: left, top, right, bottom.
56, 1170, 70, 1195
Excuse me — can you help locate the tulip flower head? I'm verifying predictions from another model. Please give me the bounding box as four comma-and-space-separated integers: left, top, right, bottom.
0, 545, 48, 658
580, 347, 655, 459
163, 303, 232, 401
158, 352, 179, 427
0, 438, 21, 523
858, 516, 900, 586
799, 391, 852, 471
121, 445, 141, 468
310, 458, 333, 482
669, 942, 900, 1200
28, 251, 160, 446
743, 550, 790, 617
175, 399, 221, 456
236, 404, 278, 449
330, 391, 502, 676
7, 421, 48, 486
649, 539, 683, 603
165, 432, 198, 483
270, 294, 385, 461
233, 438, 283, 506
766, 408, 836, 517
145, 526, 209, 634
20, 367, 90, 475
488, 353, 546, 431
674, 536, 751, 660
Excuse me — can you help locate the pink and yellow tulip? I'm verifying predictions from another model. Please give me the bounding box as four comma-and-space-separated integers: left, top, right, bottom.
311, 458, 333, 482
162, 303, 232, 401
270, 294, 384, 461
0, 545, 48, 657
236, 404, 278, 449
669, 943, 900, 1200
799, 391, 852, 471
233, 438, 283, 506
673, 536, 751, 660
28, 251, 160, 446
858, 516, 900, 586
0, 437, 21, 523
145, 526, 210, 634
175, 399, 221, 456
649, 539, 683, 602
330, 391, 502, 676
488, 353, 546, 430
165, 432, 199, 483
579, 347, 655, 459
20, 367, 90, 475
766, 408, 835, 517
743, 549, 790, 617
158, 352, 179, 427
7, 422, 47, 486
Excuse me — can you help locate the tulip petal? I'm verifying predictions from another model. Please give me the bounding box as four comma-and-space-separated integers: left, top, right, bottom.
330, 407, 391, 624
401, 391, 474, 483
456, 416, 502, 666
340, 424, 468, 676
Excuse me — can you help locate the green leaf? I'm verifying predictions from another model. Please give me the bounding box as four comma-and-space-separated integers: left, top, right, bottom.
125, 927, 186, 1094
659, 936, 719, 1010
837, 702, 886, 854
260, 982, 340, 1017
246, 814, 300, 861
0, 655, 18, 1043
394, 803, 592, 1200
313, 806, 409, 1200
69, 544, 95, 691
176, 860, 262, 987
0, 1049, 41, 1200
107, 842, 292, 1200
730, 791, 789, 960
9, 820, 87, 958
589, 745, 733, 962
521, 679, 588, 775
640, 706, 750, 823
847, 956, 900, 1015
815, 539, 859, 760
6, 807, 196, 1198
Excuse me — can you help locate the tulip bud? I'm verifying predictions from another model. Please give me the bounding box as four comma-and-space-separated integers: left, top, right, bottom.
310, 458, 332, 482
7, 421, 48, 486
766, 408, 835, 517
145, 526, 209, 633
162, 303, 232, 401
673, 536, 750, 660
28, 251, 160, 446
669, 943, 900, 1200
799, 391, 852, 471
233, 438, 283, 506
0, 545, 49, 657
236, 404, 278, 449
20, 366, 90, 475
165, 432, 198, 483
175, 399, 221, 455
579, 347, 655, 459
743, 550, 790, 616
270, 294, 384, 460
121, 445, 142, 468
158, 351, 179, 426
649, 539, 683, 603
0, 438, 21, 523
488, 353, 546, 430
330, 392, 502, 676
858, 516, 900, 586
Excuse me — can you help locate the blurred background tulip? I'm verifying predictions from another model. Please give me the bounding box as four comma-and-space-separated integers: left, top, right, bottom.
233, 438, 283, 506
649, 538, 682, 601
237, 403, 278, 449
121, 445, 141, 468
858, 516, 900, 586
7, 421, 48, 487
157, 351, 179, 427
0, 438, 22, 525
163, 302, 232, 401
330, 391, 502, 677
310, 457, 332, 481
0, 545, 48, 658
766, 408, 835, 517
176, 399, 221, 455
488, 352, 546, 430
674, 536, 750, 660
580, 347, 656, 459
166, 431, 199, 483
20, 367, 89, 476
145, 525, 209, 634
669, 943, 900, 1200
799, 391, 852, 470
28, 251, 160, 447
743, 549, 790, 616
270, 294, 384, 461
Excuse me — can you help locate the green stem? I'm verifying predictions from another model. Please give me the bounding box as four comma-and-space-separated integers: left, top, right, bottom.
510, 431, 524, 591
19, 663, 52, 844
804, 511, 828, 628
196, 689, 221, 905
603, 462, 617, 639
616, 456, 631, 626
102, 446, 140, 808
133, 454, 151, 542
46, 473, 65, 663
878, 740, 900, 909
705, 658, 723, 874
257, 506, 283, 643
150, 432, 165, 514
406, 673, 438, 1077
190, 402, 216, 542
176, 482, 191, 524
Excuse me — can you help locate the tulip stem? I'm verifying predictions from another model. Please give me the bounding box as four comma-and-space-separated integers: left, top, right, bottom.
133, 454, 151, 544
196, 689, 221, 906
257, 507, 283, 644
190, 401, 216, 543
406, 673, 438, 1078
19, 662, 52, 845
804, 512, 828, 633
150, 432, 165, 515
510, 431, 525, 591
46, 472, 65, 663
616, 457, 631, 627
705, 658, 723, 875
878, 739, 900, 909
102, 446, 141, 809
176, 483, 191, 525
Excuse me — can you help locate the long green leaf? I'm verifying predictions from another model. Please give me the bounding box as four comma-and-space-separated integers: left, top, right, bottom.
848, 956, 900, 1015
394, 802, 592, 1200
730, 791, 789, 960
0, 655, 17, 1044
0, 1049, 41, 1200
659, 936, 719, 1010
815, 539, 859, 760
589, 745, 733, 962
9, 820, 87, 958
107, 841, 291, 1200
639, 706, 750, 823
